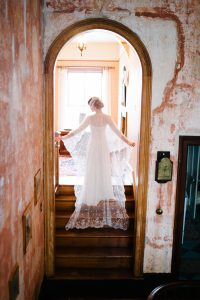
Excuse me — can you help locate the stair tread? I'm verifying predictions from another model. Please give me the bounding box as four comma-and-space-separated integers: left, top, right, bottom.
55, 211, 135, 218
55, 247, 133, 257
55, 228, 134, 237
55, 194, 76, 200
57, 185, 134, 196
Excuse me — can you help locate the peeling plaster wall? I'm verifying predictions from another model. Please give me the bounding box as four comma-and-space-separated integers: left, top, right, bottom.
43, 0, 200, 273
0, 1, 44, 299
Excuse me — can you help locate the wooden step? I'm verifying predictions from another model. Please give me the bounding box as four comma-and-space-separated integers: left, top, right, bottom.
57, 184, 134, 196
57, 185, 74, 195
55, 228, 134, 248
55, 195, 76, 213
124, 184, 134, 196
55, 194, 135, 213
55, 247, 133, 269
55, 194, 134, 202
54, 267, 134, 280
55, 211, 135, 229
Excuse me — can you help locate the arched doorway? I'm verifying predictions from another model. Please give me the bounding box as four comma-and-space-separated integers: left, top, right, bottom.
44, 18, 152, 277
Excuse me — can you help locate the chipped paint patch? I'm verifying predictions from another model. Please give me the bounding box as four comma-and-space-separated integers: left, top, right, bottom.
146, 236, 172, 250
32, 26, 39, 82
170, 124, 176, 133
9, 67, 21, 112
0, 177, 5, 230
18, 198, 23, 214
135, 8, 185, 115
19, 43, 29, 79
12, 34, 15, 64
46, 0, 131, 15
24, 0, 27, 58
0, 176, 4, 189
0, 207, 4, 230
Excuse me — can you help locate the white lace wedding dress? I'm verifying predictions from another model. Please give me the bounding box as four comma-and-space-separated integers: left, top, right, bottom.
62, 113, 133, 230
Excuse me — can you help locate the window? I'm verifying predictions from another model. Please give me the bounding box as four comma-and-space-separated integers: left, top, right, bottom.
57, 67, 105, 130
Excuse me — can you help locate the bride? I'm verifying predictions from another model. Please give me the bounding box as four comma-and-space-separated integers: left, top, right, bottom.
60, 97, 135, 230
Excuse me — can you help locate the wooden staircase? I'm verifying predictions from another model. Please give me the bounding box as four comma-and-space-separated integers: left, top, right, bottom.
54, 184, 135, 279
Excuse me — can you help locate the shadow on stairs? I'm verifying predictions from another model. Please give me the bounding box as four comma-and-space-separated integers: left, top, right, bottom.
38, 276, 175, 300
38, 278, 153, 300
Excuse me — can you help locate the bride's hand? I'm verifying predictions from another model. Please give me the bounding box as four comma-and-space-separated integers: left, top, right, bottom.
128, 141, 136, 147
55, 135, 61, 142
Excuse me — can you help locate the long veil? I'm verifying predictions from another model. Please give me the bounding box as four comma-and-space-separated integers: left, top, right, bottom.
62, 123, 133, 230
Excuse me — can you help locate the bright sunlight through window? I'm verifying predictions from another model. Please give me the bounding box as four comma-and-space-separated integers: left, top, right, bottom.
59, 67, 104, 130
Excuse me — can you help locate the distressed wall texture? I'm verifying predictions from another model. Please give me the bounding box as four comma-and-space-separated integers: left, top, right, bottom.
0, 1, 44, 299
43, 0, 200, 273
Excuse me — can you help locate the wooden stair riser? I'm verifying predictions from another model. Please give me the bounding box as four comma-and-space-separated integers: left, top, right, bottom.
55, 236, 133, 248
55, 200, 135, 213
54, 268, 134, 280
57, 185, 74, 195
55, 256, 133, 269
55, 201, 76, 213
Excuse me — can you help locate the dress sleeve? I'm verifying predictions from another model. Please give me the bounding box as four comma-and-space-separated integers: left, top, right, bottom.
107, 115, 130, 145
62, 116, 90, 139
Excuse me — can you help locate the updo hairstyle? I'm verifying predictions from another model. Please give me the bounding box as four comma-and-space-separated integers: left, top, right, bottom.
88, 97, 104, 109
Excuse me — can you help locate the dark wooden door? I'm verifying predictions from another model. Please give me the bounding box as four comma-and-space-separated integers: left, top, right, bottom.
172, 136, 200, 279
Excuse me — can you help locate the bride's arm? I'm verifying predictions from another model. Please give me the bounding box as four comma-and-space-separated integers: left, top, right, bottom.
61, 116, 90, 139
107, 116, 135, 147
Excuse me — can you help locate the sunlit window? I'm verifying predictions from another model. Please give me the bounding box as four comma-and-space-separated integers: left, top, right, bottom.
58, 67, 103, 130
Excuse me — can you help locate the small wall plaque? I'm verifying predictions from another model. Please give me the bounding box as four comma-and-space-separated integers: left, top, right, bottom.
155, 151, 173, 183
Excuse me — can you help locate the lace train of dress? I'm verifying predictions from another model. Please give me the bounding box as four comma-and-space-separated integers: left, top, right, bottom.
62, 114, 133, 230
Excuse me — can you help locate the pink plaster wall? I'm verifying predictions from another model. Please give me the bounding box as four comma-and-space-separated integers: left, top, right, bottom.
43, 0, 200, 273
0, 1, 44, 299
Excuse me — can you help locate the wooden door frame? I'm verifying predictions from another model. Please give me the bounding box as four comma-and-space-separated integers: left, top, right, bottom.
44, 18, 152, 277
172, 135, 200, 276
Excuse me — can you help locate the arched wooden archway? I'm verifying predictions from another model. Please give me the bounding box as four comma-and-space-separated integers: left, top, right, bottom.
44, 18, 152, 277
